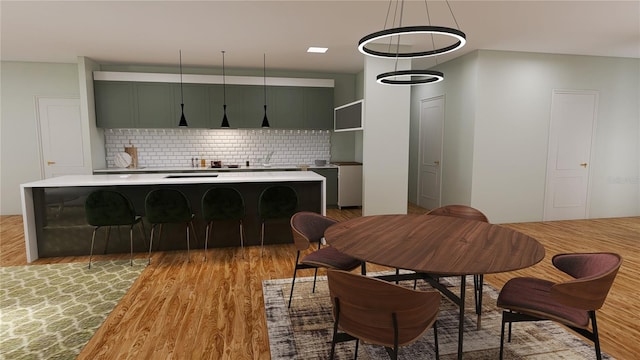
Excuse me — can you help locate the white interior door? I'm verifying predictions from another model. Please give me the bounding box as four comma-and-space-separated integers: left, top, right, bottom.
37, 97, 88, 178
543, 90, 598, 221
418, 96, 444, 210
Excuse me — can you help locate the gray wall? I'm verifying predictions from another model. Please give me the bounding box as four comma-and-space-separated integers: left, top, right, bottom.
1, 62, 81, 215
410, 50, 640, 223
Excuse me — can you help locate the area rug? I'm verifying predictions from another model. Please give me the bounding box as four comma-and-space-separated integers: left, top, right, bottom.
0, 260, 146, 360
264, 273, 613, 359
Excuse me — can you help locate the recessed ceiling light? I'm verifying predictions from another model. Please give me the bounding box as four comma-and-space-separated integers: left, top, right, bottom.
307, 47, 328, 54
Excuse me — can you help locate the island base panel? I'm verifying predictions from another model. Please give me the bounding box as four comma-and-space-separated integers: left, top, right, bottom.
33, 182, 321, 258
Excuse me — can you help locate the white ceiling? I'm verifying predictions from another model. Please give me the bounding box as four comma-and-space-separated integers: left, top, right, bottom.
1, 1, 639, 74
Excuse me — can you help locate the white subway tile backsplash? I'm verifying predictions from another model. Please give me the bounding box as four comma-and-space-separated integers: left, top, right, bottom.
104, 128, 331, 168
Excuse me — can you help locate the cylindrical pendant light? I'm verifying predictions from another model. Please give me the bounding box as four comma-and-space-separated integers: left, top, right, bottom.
178, 50, 188, 127
220, 50, 230, 128
261, 53, 270, 128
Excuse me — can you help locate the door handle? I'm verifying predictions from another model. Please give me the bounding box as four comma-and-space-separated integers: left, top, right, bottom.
579, 163, 587, 168
47, 161, 56, 165
434, 161, 440, 165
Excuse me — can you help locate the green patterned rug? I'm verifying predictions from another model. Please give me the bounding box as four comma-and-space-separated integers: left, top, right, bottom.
0, 260, 146, 359
264, 273, 614, 359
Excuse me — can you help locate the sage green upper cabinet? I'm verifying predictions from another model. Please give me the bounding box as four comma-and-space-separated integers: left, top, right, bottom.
272, 86, 305, 129
94, 81, 135, 128
304, 87, 334, 129
242, 85, 276, 128
173, 83, 210, 128
135, 83, 175, 128
94, 77, 334, 129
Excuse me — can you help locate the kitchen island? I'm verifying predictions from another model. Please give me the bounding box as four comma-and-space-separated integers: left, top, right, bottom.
20, 171, 325, 262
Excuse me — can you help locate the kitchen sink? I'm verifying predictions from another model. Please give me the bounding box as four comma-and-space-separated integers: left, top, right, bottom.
164, 174, 219, 179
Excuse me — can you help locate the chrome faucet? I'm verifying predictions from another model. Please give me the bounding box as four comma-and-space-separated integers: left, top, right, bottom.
263, 151, 274, 166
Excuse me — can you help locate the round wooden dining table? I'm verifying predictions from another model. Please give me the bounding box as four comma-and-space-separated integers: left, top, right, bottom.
324, 213, 545, 359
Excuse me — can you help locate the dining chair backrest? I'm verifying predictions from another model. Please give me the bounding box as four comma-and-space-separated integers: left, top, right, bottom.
145, 189, 193, 224
85, 190, 137, 226
327, 269, 440, 347
551, 252, 622, 310
290, 211, 337, 251
427, 204, 488, 223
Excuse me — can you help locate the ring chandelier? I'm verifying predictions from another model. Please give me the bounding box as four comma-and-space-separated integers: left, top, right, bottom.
359, 0, 466, 86
376, 69, 444, 86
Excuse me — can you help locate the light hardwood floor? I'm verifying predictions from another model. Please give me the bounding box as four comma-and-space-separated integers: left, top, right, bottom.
1, 209, 638, 359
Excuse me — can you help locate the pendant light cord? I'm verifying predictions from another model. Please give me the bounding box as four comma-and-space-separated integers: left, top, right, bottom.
263, 53, 267, 105
222, 50, 226, 105
179, 50, 184, 104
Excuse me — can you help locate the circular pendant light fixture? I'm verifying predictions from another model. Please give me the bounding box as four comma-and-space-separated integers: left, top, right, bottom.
376, 69, 444, 85
359, 0, 464, 86
261, 53, 270, 128
358, 25, 465, 59
220, 50, 230, 128
178, 49, 188, 127
358, 0, 466, 60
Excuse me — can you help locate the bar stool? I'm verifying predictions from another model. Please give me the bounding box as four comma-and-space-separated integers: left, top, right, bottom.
144, 188, 197, 264
201, 187, 245, 260
84, 190, 146, 269
258, 185, 298, 255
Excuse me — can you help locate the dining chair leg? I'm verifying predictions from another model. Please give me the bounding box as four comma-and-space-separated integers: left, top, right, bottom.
204, 221, 211, 261
139, 221, 148, 249
499, 312, 506, 360
330, 300, 341, 360
260, 221, 265, 256
434, 321, 439, 360
88, 226, 98, 269
591, 311, 602, 360
239, 220, 245, 254
148, 224, 156, 265
128, 225, 134, 266
312, 268, 319, 293
288, 252, 301, 308
353, 339, 359, 360
185, 222, 191, 262
189, 221, 199, 248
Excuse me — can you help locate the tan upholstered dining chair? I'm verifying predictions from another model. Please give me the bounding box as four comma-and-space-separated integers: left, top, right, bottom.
497, 252, 622, 360
288, 211, 365, 308
327, 269, 440, 360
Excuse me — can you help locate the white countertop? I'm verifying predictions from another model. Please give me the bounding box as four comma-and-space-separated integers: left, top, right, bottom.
21, 170, 326, 188
93, 164, 338, 173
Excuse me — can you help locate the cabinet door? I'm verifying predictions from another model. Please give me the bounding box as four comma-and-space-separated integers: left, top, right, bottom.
136, 83, 175, 128
94, 81, 135, 128
272, 86, 304, 129
242, 86, 272, 128
173, 83, 210, 128
312, 168, 338, 207
304, 87, 334, 129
